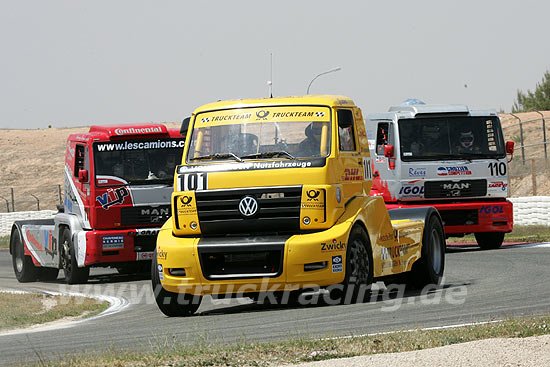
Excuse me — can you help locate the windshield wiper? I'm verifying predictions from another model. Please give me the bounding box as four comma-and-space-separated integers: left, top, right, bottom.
240, 151, 296, 160
190, 153, 243, 162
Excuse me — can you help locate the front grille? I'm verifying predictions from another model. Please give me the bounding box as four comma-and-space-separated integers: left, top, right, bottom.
439, 209, 478, 226
198, 236, 287, 280
195, 186, 302, 235
424, 180, 487, 199
120, 205, 171, 226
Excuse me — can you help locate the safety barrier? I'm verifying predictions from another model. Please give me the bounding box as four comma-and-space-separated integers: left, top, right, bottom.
0, 210, 56, 236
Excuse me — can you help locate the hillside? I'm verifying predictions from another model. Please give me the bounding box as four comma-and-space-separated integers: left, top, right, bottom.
1, 114, 549, 212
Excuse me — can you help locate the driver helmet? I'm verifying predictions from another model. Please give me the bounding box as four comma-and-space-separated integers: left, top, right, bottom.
459, 130, 474, 148
305, 122, 323, 140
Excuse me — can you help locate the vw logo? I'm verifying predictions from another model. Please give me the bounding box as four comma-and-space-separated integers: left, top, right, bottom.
239, 196, 258, 217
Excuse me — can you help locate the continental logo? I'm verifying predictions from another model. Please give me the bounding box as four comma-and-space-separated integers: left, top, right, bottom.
114, 127, 163, 135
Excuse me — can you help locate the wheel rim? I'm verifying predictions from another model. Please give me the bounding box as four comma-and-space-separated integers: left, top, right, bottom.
15, 242, 24, 273
430, 228, 442, 274
349, 239, 370, 285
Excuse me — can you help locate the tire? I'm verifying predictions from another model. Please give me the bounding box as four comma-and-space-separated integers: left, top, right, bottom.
151, 255, 201, 317
60, 229, 89, 284
329, 225, 373, 304
407, 215, 445, 289
475, 232, 505, 250
38, 267, 59, 281
11, 229, 38, 282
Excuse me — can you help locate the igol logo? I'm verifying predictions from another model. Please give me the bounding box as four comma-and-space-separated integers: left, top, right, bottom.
256, 110, 269, 120
180, 196, 192, 206
306, 190, 321, 201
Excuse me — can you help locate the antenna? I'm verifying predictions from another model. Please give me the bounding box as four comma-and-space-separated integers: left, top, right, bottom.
267, 53, 273, 98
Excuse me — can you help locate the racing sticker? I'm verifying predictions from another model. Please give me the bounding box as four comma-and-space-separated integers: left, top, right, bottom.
408, 167, 426, 177
102, 235, 124, 250
177, 172, 208, 191
96, 187, 129, 210
332, 255, 343, 273
437, 166, 472, 176
176, 158, 326, 174
157, 263, 164, 280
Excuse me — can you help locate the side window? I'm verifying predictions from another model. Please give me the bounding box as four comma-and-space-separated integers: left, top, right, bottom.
337, 109, 356, 151
376, 122, 389, 155
75, 144, 85, 177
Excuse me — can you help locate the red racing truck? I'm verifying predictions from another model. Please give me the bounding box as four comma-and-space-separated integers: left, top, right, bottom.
10, 123, 185, 283
365, 104, 515, 249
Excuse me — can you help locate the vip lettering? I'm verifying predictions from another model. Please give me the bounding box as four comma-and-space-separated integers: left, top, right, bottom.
96, 187, 129, 210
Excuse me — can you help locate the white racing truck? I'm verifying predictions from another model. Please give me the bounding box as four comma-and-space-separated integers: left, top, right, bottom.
366, 104, 515, 249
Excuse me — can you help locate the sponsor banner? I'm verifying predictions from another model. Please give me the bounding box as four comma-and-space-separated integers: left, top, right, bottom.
437, 166, 472, 176
176, 158, 326, 174
399, 185, 424, 198
196, 106, 331, 126
96, 187, 129, 210
114, 126, 164, 136
95, 138, 185, 152
102, 235, 124, 250
137, 252, 155, 261
488, 181, 508, 192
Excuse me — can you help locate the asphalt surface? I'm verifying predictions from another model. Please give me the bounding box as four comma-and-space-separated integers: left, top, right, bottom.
1, 243, 550, 366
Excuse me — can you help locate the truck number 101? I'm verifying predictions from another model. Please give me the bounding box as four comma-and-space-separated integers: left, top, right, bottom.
177, 173, 208, 191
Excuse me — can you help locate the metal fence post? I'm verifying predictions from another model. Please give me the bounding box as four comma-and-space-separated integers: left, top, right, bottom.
535, 111, 547, 162
10, 188, 15, 212
510, 113, 525, 165
30, 194, 40, 211
0, 196, 9, 212
58, 184, 63, 205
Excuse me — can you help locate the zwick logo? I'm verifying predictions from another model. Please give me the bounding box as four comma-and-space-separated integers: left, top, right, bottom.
96, 187, 129, 210
157, 249, 168, 260
239, 196, 258, 217
306, 190, 321, 201
179, 196, 193, 207
256, 110, 269, 120
321, 240, 346, 252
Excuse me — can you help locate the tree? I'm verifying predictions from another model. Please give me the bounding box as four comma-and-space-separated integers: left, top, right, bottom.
512, 70, 550, 112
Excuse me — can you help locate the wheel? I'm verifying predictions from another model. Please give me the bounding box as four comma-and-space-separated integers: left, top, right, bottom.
11, 229, 38, 282
407, 215, 445, 289
151, 254, 201, 317
38, 267, 59, 281
60, 229, 89, 284
329, 226, 373, 304
475, 232, 504, 250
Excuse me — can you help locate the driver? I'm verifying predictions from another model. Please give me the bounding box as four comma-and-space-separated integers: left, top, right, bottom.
298, 122, 323, 156
456, 129, 481, 153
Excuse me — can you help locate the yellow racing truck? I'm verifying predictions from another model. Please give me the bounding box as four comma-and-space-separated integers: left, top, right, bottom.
152, 95, 445, 316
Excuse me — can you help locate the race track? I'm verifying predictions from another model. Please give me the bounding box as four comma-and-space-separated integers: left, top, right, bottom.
1, 243, 550, 366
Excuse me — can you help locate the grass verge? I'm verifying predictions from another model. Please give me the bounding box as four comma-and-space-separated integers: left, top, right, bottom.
0, 235, 9, 249
33, 314, 550, 367
0, 293, 108, 331
450, 225, 550, 243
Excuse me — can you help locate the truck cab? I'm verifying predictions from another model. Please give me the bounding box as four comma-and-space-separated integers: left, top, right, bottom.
11, 123, 185, 283
366, 104, 514, 249
152, 96, 446, 316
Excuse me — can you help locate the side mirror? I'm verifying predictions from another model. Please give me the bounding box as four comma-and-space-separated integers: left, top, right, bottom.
180, 117, 190, 137
78, 169, 89, 183
384, 145, 394, 158
506, 141, 514, 154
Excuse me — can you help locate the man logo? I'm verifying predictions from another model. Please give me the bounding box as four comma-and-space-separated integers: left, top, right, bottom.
180, 196, 193, 206
256, 110, 269, 120
239, 196, 258, 217
306, 190, 320, 201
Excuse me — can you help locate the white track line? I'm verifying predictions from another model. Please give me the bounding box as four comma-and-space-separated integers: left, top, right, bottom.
513, 242, 550, 249
0, 289, 129, 336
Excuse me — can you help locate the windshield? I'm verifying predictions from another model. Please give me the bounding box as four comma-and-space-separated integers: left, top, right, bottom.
93, 138, 185, 185
186, 107, 332, 163
398, 116, 505, 161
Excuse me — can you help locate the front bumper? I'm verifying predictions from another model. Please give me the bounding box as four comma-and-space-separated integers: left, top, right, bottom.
386, 200, 513, 234
156, 221, 354, 296
84, 228, 160, 266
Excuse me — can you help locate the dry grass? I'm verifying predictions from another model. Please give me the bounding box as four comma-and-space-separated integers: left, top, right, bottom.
0, 235, 8, 249
0, 293, 108, 331
25, 314, 550, 367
